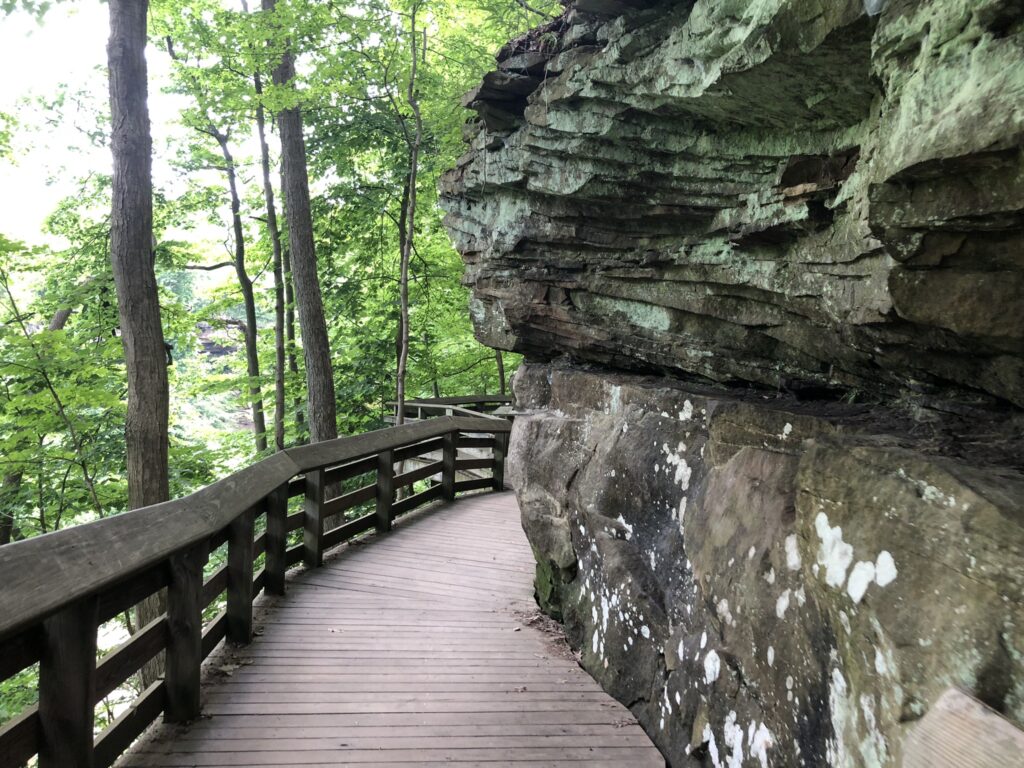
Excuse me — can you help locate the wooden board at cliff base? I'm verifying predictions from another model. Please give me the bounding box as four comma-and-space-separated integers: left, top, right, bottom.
901, 688, 1024, 767
120, 492, 664, 767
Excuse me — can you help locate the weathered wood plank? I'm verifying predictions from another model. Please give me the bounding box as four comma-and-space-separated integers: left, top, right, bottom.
394, 460, 443, 490
441, 432, 456, 501
0, 450, 300, 642
323, 455, 377, 484
95, 616, 167, 701
264, 483, 289, 596
0, 706, 39, 767
392, 437, 444, 463
165, 544, 207, 724
94, 682, 164, 768
454, 457, 492, 471
391, 485, 443, 517
202, 610, 228, 661
376, 449, 395, 533
321, 513, 376, 551
38, 596, 98, 768
97, 564, 168, 625
322, 484, 375, 517
0, 627, 40, 680
492, 431, 508, 491
201, 565, 228, 608
0, 418, 509, 644
454, 478, 493, 493
303, 468, 325, 569
124, 493, 661, 767
227, 507, 255, 644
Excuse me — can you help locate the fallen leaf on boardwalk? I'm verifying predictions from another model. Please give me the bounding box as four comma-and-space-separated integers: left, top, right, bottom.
512, 686, 528, 693
513, 626, 522, 632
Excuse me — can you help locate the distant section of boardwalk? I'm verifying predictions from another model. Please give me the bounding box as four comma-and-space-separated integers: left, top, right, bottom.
123, 492, 664, 767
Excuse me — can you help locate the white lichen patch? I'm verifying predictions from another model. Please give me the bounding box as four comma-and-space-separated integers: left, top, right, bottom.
703, 723, 721, 768
723, 711, 745, 768
776, 589, 791, 619
704, 649, 721, 684
767, 646, 775, 666
616, 514, 634, 540
717, 598, 735, 627
874, 551, 897, 586
780, 422, 793, 440
785, 534, 802, 571
846, 560, 876, 603
680, 400, 694, 420
764, 567, 776, 585
815, 512, 854, 588
661, 442, 692, 490
749, 722, 774, 768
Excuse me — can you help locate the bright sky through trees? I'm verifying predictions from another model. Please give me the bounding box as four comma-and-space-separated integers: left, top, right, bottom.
0, 3, 201, 246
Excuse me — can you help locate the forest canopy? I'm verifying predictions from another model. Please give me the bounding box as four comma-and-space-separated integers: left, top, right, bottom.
0, 0, 554, 726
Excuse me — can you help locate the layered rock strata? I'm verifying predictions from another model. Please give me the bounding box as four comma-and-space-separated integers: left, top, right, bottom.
441, 0, 1024, 409
441, 0, 1024, 765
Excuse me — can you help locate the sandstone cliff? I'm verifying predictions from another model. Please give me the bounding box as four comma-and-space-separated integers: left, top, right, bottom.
441, 1, 1024, 765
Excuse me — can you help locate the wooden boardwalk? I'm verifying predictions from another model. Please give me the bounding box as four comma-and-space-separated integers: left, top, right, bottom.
123, 492, 663, 767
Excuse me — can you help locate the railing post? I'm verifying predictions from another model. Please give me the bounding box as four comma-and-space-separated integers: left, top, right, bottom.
492, 431, 508, 491
304, 468, 325, 568
442, 431, 457, 500
265, 482, 289, 596
38, 596, 98, 768
376, 449, 394, 533
165, 542, 208, 724
227, 506, 255, 644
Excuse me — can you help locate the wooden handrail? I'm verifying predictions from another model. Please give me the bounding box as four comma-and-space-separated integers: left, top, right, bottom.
0, 414, 511, 768
397, 401, 509, 420
0, 416, 505, 642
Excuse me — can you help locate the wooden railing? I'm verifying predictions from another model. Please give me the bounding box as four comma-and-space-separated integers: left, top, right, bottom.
390, 395, 513, 422
0, 415, 511, 768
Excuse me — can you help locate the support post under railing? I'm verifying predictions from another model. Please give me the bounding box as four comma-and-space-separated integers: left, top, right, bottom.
227, 506, 255, 644
303, 469, 325, 568
264, 482, 289, 596
38, 596, 98, 768
165, 542, 208, 724
441, 431, 457, 500
493, 431, 508, 491
376, 449, 394, 533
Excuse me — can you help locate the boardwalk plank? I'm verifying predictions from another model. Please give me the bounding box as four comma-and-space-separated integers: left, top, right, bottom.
123, 493, 663, 767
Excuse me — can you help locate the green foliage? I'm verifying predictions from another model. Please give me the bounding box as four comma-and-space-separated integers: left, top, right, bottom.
0, 0, 536, 730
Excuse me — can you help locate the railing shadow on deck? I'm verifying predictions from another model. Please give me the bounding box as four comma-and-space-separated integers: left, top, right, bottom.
0, 404, 512, 768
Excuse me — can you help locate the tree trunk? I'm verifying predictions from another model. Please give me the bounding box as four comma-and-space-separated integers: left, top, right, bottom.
283, 244, 305, 439
395, 3, 424, 428
108, 0, 169, 687
264, 0, 337, 445
254, 72, 288, 453
496, 350, 506, 396
213, 131, 268, 454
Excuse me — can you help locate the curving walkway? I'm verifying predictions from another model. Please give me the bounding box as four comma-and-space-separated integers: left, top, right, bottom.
123, 492, 663, 767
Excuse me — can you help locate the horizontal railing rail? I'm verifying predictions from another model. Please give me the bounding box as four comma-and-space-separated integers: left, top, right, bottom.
0, 415, 511, 768
387, 395, 513, 423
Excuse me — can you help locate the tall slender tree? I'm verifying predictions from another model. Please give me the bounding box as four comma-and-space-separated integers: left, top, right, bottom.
263, 0, 337, 444
107, 0, 169, 685
394, 0, 424, 427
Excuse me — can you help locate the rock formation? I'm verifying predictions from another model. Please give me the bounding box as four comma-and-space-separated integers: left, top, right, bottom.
441, 0, 1024, 765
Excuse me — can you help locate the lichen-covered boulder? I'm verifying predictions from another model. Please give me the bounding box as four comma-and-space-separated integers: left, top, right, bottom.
508, 364, 1024, 766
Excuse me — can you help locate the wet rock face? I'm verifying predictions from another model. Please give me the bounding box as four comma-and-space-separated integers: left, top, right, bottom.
509, 363, 1024, 766
441, 0, 1024, 408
